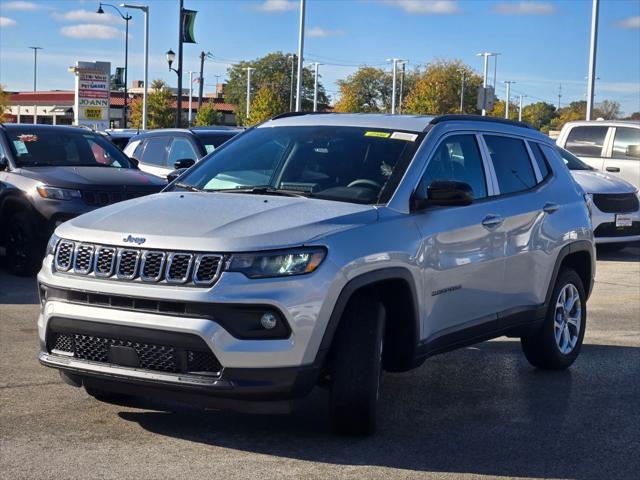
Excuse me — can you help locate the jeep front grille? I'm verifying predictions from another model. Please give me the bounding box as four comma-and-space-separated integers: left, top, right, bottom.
53, 241, 223, 288
593, 193, 639, 213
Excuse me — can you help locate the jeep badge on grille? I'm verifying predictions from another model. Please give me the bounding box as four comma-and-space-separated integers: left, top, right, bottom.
123, 235, 146, 245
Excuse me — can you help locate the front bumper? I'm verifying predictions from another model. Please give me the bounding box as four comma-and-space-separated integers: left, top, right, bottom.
591, 206, 640, 244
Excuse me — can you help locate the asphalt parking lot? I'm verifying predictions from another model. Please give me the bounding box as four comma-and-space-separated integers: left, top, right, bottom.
1, 246, 638, 480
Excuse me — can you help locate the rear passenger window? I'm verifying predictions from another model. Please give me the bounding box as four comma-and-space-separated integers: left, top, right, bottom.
484, 135, 536, 195
419, 134, 487, 199
565, 126, 608, 157
141, 137, 170, 167
612, 127, 640, 160
528, 142, 551, 180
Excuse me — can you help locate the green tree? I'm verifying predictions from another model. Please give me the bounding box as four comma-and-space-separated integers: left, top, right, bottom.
548, 101, 586, 132
404, 59, 483, 115
625, 111, 640, 120
0, 84, 11, 121
194, 102, 223, 126
488, 99, 519, 121
334, 67, 392, 113
247, 84, 288, 125
521, 101, 557, 130
224, 52, 329, 125
129, 79, 175, 129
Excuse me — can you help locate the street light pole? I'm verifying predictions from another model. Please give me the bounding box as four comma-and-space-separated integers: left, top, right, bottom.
586, 0, 599, 120
518, 94, 526, 122
245, 67, 254, 120
295, 0, 306, 112
459, 70, 466, 113
188, 71, 194, 126
122, 3, 149, 130
476, 52, 499, 116
503, 80, 515, 119
28, 46, 42, 124
176, 0, 184, 127
288, 55, 295, 112
391, 59, 398, 114
97, 3, 131, 128
398, 60, 407, 114
312, 62, 320, 112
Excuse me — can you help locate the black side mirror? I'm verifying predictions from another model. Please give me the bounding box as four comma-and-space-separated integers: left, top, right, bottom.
411, 180, 474, 211
174, 158, 195, 170
0, 156, 8, 171
128, 156, 140, 168
167, 168, 187, 183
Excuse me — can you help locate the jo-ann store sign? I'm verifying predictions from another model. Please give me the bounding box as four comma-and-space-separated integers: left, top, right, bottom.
71, 61, 111, 130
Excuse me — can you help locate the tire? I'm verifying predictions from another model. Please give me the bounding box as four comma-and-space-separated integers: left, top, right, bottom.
85, 385, 131, 404
329, 295, 385, 436
521, 268, 586, 369
5, 212, 43, 276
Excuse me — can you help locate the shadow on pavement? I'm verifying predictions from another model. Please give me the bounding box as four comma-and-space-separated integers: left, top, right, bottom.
117, 341, 640, 479
596, 242, 640, 262
0, 262, 39, 305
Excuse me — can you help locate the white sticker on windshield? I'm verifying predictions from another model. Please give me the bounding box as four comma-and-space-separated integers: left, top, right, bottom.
205, 145, 215, 154
13, 140, 28, 155
390, 132, 418, 142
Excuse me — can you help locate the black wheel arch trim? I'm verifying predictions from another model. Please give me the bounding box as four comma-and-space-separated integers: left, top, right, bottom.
544, 240, 595, 306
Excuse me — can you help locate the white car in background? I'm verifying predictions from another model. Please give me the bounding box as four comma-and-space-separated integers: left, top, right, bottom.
558, 146, 640, 248
556, 120, 640, 189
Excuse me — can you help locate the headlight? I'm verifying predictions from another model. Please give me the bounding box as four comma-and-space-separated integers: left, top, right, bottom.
37, 185, 81, 201
227, 248, 326, 278
46, 233, 60, 256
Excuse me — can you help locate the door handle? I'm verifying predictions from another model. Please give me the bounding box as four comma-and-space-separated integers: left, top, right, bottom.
606, 166, 620, 173
543, 202, 560, 214
482, 214, 503, 229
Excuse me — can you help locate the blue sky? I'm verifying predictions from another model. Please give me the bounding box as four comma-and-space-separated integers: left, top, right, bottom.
1, 0, 639, 114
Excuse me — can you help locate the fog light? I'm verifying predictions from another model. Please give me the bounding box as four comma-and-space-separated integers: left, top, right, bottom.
260, 312, 278, 330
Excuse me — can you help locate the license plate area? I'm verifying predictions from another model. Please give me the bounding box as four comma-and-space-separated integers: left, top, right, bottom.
615, 214, 633, 228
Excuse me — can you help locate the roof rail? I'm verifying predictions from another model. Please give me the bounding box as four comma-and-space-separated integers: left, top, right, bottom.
270, 111, 331, 121
429, 114, 535, 130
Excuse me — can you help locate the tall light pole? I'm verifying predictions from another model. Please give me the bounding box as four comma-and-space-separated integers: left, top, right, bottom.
245, 67, 254, 120
188, 71, 194, 126
288, 55, 295, 112
493, 54, 500, 90
398, 60, 407, 114
122, 3, 149, 130
503, 80, 515, 119
586, 0, 599, 120
97, 3, 131, 128
518, 94, 526, 122
459, 69, 466, 113
387, 58, 407, 114
29, 47, 42, 124
312, 62, 321, 112
295, 0, 306, 112
476, 52, 499, 116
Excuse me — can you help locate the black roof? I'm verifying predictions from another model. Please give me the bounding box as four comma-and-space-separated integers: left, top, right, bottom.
429, 114, 535, 130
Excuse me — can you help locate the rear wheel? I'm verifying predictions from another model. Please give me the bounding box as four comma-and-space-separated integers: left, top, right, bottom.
329, 295, 385, 436
521, 268, 586, 369
5, 212, 42, 276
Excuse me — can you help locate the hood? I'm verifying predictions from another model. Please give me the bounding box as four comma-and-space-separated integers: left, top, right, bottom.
57, 192, 378, 251
571, 170, 637, 195
17, 166, 166, 189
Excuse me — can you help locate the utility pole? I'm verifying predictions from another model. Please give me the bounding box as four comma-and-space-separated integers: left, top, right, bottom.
29, 46, 42, 124
398, 60, 407, 114
214, 75, 221, 98
504, 80, 515, 119
295, 0, 306, 112
557, 83, 562, 110
387, 58, 406, 114
188, 71, 194, 126
586, 0, 599, 120
459, 70, 466, 113
176, 0, 184, 127
245, 67, 254, 120
288, 55, 295, 112
493, 54, 500, 90
312, 62, 320, 112
198, 51, 205, 110
518, 94, 526, 122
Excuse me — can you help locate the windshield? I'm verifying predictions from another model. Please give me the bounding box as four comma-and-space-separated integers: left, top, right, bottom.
195, 132, 239, 154
175, 126, 423, 204
556, 146, 593, 171
7, 128, 134, 168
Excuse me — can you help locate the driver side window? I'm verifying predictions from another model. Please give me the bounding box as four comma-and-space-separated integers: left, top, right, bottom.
418, 134, 487, 200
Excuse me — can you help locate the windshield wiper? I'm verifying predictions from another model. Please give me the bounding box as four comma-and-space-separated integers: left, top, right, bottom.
213, 186, 309, 197
175, 181, 202, 192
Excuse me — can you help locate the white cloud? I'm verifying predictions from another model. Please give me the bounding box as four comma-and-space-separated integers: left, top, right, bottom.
493, 1, 555, 15
308, 27, 343, 38
52, 9, 121, 25
0, 16, 17, 26
60, 24, 123, 40
617, 16, 640, 29
255, 0, 297, 12
382, 0, 461, 14
2, 1, 39, 10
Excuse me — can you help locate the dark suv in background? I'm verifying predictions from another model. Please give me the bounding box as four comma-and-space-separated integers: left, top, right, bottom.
123, 126, 243, 178
0, 124, 165, 275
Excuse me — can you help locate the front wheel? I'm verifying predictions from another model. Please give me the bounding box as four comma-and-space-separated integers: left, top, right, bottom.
328, 295, 385, 436
521, 268, 586, 369
5, 212, 43, 276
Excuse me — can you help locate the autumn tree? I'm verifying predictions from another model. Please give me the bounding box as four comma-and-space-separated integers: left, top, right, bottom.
129, 79, 175, 129
334, 67, 392, 113
488, 100, 519, 121
194, 102, 223, 126
403, 59, 482, 115
521, 102, 556, 130
0, 84, 11, 121
224, 52, 329, 125
247, 84, 288, 125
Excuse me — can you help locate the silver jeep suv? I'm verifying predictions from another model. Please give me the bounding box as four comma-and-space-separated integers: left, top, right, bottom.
37, 114, 595, 435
